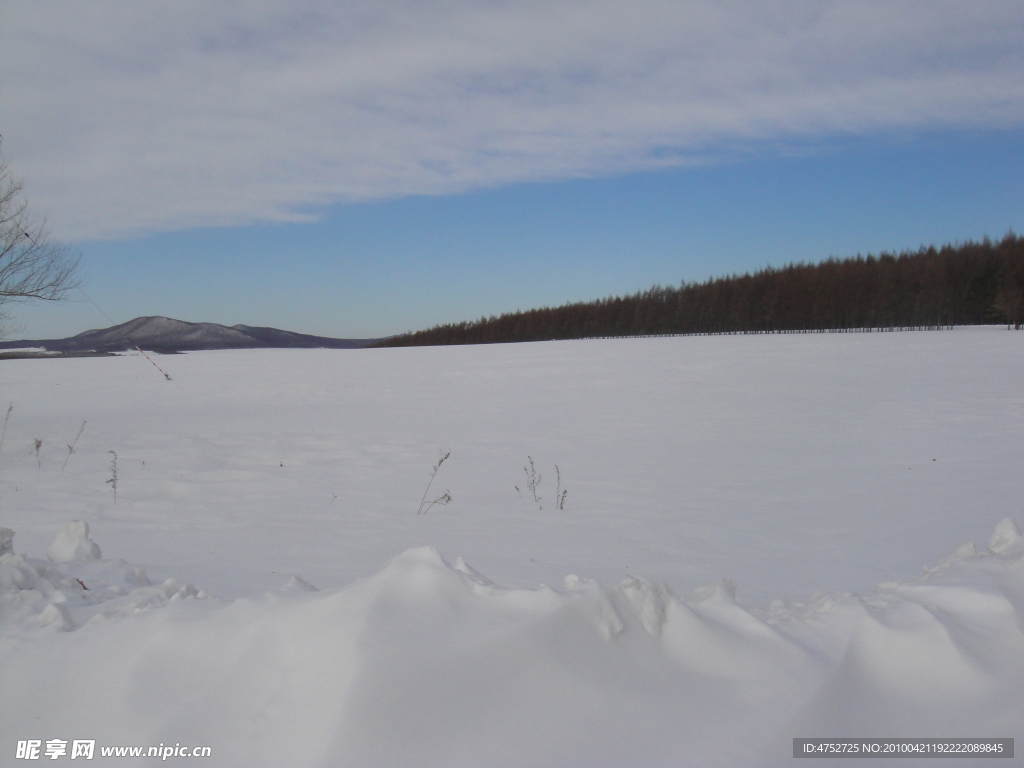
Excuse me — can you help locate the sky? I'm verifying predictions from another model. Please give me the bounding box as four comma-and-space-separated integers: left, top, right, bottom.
1, 1, 1023, 340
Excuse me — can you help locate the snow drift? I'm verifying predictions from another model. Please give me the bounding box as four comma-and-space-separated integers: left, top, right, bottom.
1, 519, 1022, 767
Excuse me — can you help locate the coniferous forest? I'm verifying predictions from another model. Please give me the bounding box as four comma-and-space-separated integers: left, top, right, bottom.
375, 234, 1024, 347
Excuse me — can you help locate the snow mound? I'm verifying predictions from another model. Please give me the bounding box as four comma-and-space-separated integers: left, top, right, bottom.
989, 516, 1022, 553
0, 524, 207, 636
1, 523, 1022, 767
45, 520, 102, 563
278, 575, 319, 593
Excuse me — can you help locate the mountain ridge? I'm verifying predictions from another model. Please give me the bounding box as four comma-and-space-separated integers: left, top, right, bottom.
0, 316, 381, 353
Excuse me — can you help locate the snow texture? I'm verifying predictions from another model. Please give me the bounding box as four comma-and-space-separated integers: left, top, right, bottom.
0, 327, 1022, 766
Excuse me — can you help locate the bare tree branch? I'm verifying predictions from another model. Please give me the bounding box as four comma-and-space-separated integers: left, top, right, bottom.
0, 139, 80, 337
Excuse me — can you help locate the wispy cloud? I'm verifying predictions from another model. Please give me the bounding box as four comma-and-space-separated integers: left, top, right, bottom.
2, 0, 1022, 240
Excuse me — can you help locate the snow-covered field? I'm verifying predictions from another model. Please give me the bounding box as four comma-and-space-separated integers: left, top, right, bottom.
1, 327, 1022, 766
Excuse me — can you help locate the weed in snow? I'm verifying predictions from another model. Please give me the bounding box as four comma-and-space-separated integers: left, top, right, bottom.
522, 457, 567, 510
523, 456, 541, 506
417, 452, 452, 515
106, 451, 118, 503
62, 421, 86, 471
0, 402, 12, 455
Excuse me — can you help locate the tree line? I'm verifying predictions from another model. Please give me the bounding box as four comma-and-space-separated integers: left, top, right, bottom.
375, 234, 1024, 347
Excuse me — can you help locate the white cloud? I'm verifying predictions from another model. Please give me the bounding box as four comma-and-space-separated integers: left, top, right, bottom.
2, 0, 1022, 240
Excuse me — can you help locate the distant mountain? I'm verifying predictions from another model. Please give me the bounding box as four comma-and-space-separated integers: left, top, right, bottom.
0, 317, 382, 353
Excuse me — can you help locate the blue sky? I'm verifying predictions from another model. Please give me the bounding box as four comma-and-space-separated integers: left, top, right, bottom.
2, 2, 1023, 339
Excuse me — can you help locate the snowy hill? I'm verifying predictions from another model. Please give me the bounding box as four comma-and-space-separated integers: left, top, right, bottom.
0, 316, 379, 353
